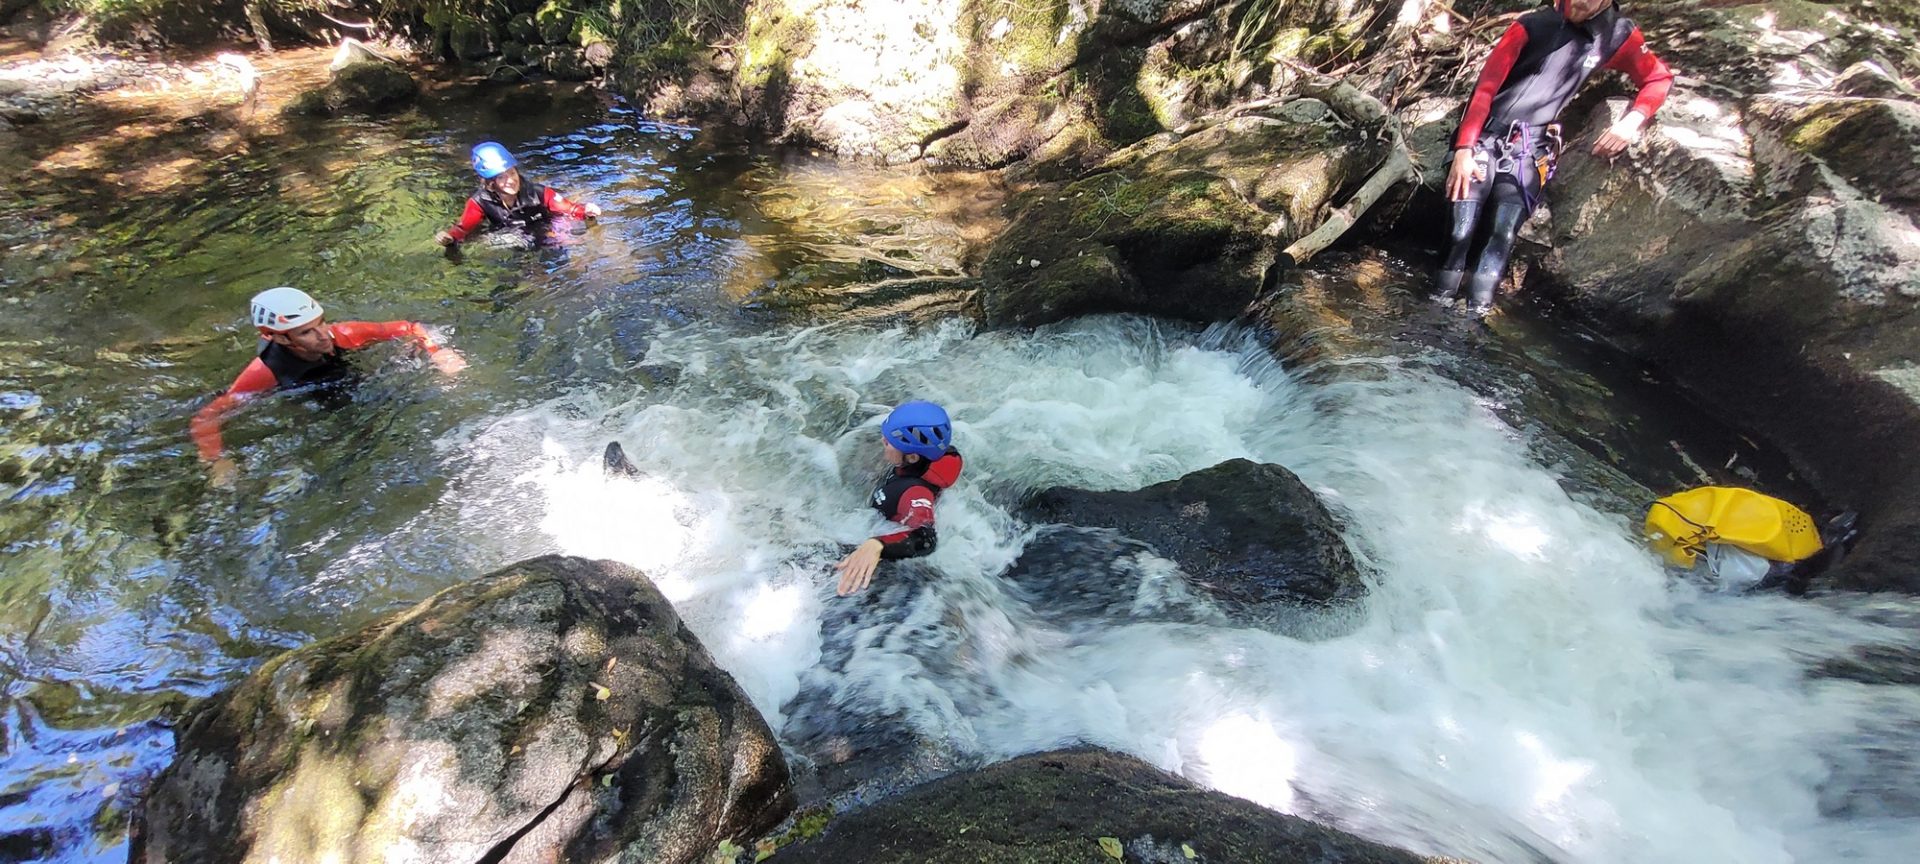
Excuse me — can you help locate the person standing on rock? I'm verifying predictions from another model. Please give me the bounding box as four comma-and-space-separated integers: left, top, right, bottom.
1434, 0, 1673, 317
435, 141, 601, 247
191, 287, 467, 487
834, 401, 965, 596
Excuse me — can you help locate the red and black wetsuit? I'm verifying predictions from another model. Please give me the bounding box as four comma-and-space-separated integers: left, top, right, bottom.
190, 321, 440, 460
442, 182, 592, 243
869, 448, 964, 559
1436, 1, 1673, 309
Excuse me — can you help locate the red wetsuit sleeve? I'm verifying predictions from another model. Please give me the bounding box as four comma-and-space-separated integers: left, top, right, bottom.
1602, 27, 1674, 120
329, 320, 437, 353
1454, 22, 1530, 149
446, 198, 486, 241
543, 187, 592, 219
874, 482, 939, 559
191, 358, 279, 460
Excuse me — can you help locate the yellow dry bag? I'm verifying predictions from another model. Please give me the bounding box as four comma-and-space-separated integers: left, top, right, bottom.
1644, 487, 1824, 567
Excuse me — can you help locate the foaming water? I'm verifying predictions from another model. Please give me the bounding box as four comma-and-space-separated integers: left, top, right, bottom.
457, 316, 1920, 864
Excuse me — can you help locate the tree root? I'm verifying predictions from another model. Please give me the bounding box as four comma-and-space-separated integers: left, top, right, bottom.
1274, 73, 1418, 265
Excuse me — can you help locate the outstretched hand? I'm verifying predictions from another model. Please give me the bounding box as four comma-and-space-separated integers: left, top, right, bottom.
1592, 112, 1646, 160
584, 203, 602, 219
208, 456, 238, 490
435, 230, 458, 247
834, 539, 884, 596
430, 347, 469, 375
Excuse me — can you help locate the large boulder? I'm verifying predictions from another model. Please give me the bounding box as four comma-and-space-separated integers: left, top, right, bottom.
289, 51, 420, 116
131, 556, 793, 864
1020, 458, 1365, 611
776, 748, 1426, 864
977, 112, 1376, 327
1398, 0, 1920, 592
678, 0, 1405, 166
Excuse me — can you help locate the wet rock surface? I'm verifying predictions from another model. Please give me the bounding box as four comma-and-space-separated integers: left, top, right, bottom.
1021, 458, 1365, 610
131, 556, 793, 864
777, 748, 1427, 864
978, 113, 1376, 328
1509, 1, 1920, 592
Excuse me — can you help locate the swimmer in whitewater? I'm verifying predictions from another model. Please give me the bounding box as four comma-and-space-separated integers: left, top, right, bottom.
435, 141, 602, 248
190, 287, 468, 488
834, 401, 965, 596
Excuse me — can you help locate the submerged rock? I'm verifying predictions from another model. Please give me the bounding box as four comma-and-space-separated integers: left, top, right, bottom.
1021, 458, 1366, 611
777, 748, 1426, 863
131, 556, 792, 864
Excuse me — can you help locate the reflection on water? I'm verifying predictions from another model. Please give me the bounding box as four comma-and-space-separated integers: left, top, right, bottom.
0, 85, 1003, 862
1, 80, 1915, 864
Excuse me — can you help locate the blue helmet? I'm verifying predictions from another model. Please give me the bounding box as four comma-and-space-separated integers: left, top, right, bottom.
471, 142, 517, 179
881, 401, 952, 459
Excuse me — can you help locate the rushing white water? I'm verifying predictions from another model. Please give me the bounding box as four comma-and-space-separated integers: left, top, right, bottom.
448, 315, 1918, 864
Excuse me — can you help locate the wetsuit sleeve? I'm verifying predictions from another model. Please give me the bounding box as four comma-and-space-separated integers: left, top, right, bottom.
1602, 27, 1674, 120
190, 358, 278, 460
874, 482, 939, 560
543, 187, 592, 219
1454, 22, 1530, 149
445, 198, 486, 241
330, 321, 440, 353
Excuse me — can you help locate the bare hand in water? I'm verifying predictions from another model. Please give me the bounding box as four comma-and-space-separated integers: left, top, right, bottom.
208, 456, 238, 490
835, 539, 884, 596
430, 347, 469, 375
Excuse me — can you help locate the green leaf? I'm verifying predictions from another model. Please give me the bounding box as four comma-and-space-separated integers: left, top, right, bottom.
1098, 836, 1124, 860
1182, 843, 1197, 859
590, 682, 611, 701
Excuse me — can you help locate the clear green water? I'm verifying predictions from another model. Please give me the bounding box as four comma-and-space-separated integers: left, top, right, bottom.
0, 82, 1879, 863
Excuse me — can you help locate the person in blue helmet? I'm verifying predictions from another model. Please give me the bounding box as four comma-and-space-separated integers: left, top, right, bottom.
834, 400, 965, 596
435, 141, 602, 246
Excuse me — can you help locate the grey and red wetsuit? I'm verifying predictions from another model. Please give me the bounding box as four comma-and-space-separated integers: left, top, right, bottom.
443, 182, 592, 244
1436, 1, 1673, 309
868, 448, 964, 559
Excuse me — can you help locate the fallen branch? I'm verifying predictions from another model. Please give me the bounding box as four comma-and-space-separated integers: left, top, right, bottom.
1271, 72, 1418, 264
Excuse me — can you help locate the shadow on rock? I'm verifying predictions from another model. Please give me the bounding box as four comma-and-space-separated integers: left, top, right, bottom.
130, 555, 792, 864
776, 747, 1428, 864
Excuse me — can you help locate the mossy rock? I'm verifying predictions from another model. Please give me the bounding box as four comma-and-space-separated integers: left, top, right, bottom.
448, 18, 498, 62
777, 748, 1426, 863
322, 61, 419, 113
130, 556, 793, 864
506, 12, 541, 44
979, 110, 1373, 328
537, 4, 577, 44
1776, 97, 1920, 217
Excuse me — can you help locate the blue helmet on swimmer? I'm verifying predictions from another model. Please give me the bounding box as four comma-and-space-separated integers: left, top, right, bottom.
881, 401, 952, 459
471, 141, 517, 179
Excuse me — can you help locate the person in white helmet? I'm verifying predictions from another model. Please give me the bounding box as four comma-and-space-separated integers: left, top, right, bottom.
190, 287, 468, 487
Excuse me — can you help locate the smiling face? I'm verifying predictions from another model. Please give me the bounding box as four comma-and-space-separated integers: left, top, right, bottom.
488, 167, 523, 198
266, 317, 334, 360
1562, 0, 1612, 23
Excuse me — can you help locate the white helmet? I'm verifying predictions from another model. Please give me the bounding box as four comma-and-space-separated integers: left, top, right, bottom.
250, 286, 324, 332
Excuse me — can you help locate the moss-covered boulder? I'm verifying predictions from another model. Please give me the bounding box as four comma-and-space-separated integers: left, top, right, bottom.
286, 58, 419, 116
130, 556, 793, 864
776, 748, 1425, 863
448, 18, 499, 62
978, 112, 1374, 327
1020, 458, 1365, 612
